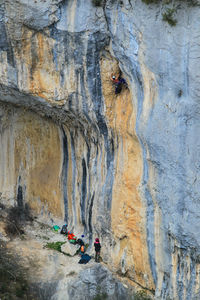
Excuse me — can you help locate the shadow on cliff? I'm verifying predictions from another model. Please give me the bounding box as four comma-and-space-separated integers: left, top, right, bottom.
0, 241, 38, 300
4, 204, 34, 238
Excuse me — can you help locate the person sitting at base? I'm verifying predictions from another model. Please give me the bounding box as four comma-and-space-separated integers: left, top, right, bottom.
60, 224, 68, 235
77, 238, 84, 246
94, 238, 101, 263
110, 73, 128, 95
80, 244, 85, 256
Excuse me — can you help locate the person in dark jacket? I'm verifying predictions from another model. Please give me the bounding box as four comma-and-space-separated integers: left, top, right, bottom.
77, 238, 84, 246
94, 238, 101, 262
60, 224, 68, 235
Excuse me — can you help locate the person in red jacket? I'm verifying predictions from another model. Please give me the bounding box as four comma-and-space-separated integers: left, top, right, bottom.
94, 238, 101, 263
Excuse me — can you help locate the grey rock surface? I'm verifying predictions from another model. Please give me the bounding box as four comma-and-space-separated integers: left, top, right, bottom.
53, 264, 133, 300
61, 241, 79, 256
0, 0, 200, 299
105, 0, 200, 298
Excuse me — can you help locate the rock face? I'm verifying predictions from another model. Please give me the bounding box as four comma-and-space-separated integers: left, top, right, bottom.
0, 0, 200, 299
3, 219, 132, 300
61, 241, 79, 256
54, 264, 132, 300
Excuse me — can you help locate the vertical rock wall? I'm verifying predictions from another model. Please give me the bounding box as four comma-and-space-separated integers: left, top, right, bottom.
100, 53, 154, 289
0, 104, 63, 217
0, 0, 200, 299
105, 1, 200, 298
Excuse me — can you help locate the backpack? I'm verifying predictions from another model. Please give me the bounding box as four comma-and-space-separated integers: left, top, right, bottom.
78, 254, 91, 264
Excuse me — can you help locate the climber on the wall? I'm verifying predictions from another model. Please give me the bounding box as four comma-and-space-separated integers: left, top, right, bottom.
110, 72, 128, 95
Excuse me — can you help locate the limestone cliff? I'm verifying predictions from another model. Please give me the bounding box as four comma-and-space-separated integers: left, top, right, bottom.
0, 0, 200, 299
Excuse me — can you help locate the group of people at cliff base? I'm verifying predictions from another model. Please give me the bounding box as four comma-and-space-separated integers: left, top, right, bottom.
110, 72, 128, 95
60, 224, 101, 263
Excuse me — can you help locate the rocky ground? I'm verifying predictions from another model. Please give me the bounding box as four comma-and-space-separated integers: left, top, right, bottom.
0, 205, 151, 300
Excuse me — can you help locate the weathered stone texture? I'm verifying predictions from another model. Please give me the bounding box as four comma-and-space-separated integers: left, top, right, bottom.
0, 0, 200, 299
